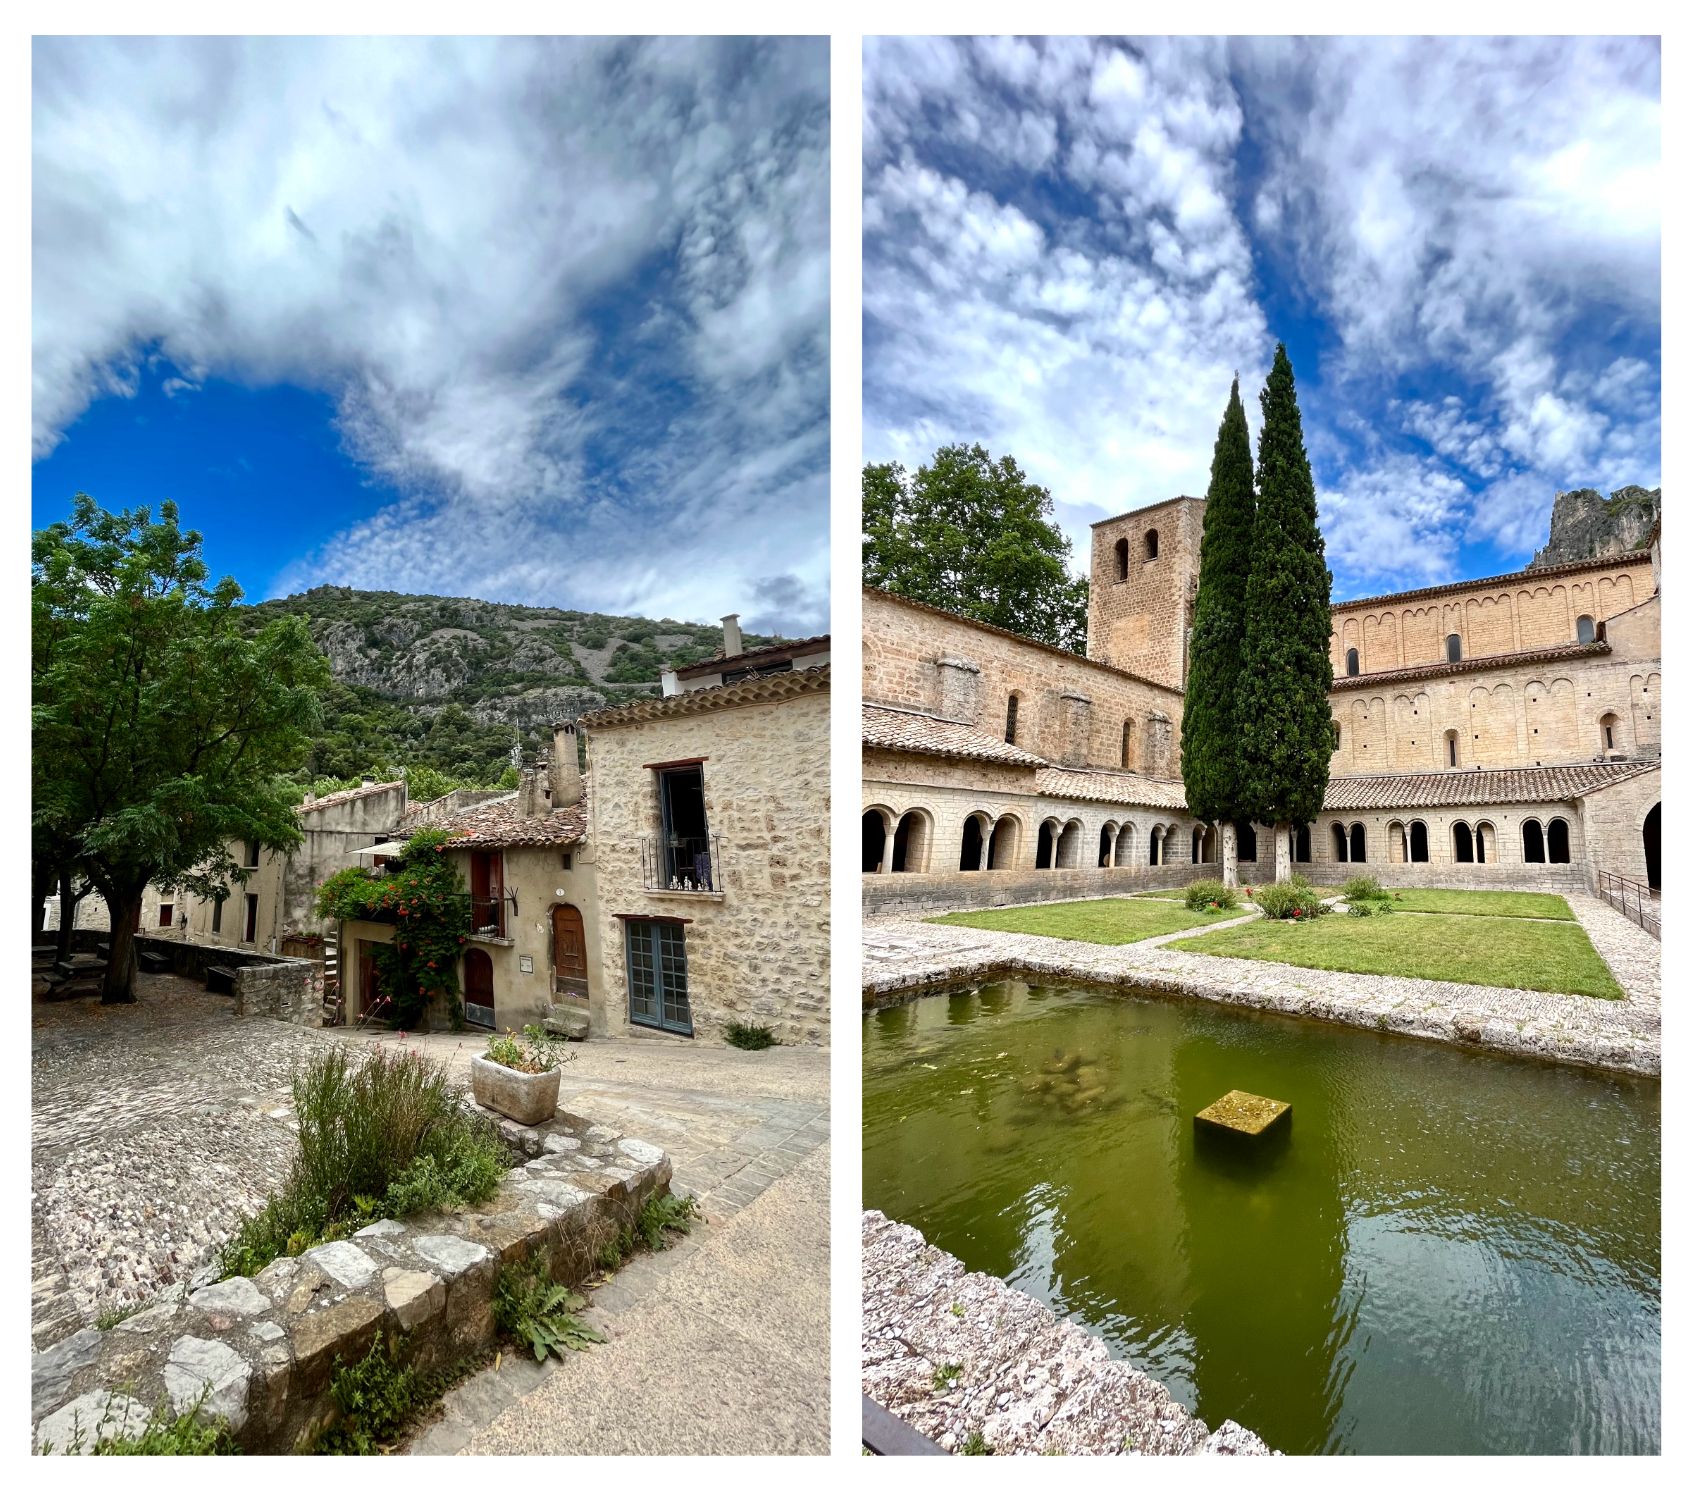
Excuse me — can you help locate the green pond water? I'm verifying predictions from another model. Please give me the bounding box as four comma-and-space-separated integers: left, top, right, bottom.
863, 979, 1660, 1455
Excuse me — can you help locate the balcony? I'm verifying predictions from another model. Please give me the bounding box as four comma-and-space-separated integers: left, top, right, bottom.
641, 833, 724, 896
468, 893, 514, 943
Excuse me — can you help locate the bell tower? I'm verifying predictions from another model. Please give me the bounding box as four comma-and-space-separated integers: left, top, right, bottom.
1087, 495, 1206, 690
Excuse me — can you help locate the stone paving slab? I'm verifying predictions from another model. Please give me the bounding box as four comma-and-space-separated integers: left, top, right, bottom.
862, 1210, 1271, 1456
864, 891, 1659, 1075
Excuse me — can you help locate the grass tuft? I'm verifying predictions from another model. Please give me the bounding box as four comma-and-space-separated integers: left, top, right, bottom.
929, 897, 1230, 945
724, 1021, 779, 1050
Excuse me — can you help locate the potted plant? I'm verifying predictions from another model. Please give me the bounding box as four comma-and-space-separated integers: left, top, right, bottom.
471, 1024, 574, 1125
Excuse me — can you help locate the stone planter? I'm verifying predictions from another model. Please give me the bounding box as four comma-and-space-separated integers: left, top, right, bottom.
469, 1054, 560, 1126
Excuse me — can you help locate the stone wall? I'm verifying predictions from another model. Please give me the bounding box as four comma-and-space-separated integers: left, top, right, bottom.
587, 684, 830, 1046
1328, 553, 1654, 675
232, 959, 324, 1028
32, 1122, 670, 1455
864, 864, 1212, 919
863, 1210, 1271, 1456
864, 590, 1185, 775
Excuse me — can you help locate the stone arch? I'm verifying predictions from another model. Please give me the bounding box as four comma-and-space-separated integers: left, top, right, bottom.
1149, 824, 1165, 867
1599, 710, 1625, 754
1005, 691, 1022, 745
959, 812, 991, 872
862, 807, 894, 873
1121, 718, 1136, 769
1453, 821, 1474, 863
987, 815, 1020, 870
1293, 824, 1312, 863
1443, 728, 1460, 769
1036, 818, 1060, 870
1475, 820, 1496, 864
1546, 817, 1570, 864
1446, 632, 1462, 663
1408, 820, 1429, 862
1387, 820, 1407, 863
1576, 613, 1596, 644
1113, 537, 1129, 582
1644, 804, 1660, 890
890, 808, 933, 873
1113, 822, 1135, 867
1236, 822, 1258, 864
1054, 819, 1084, 869
1098, 821, 1119, 868
1331, 821, 1349, 862
1345, 646, 1360, 677
1145, 528, 1159, 561
1522, 817, 1545, 864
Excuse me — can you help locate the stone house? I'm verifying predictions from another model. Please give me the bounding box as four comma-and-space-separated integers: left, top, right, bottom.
864, 499, 1661, 914
583, 632, 831, 1046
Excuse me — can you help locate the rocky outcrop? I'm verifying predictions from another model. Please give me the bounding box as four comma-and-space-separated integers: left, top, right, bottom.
1530, 485, 1660, 569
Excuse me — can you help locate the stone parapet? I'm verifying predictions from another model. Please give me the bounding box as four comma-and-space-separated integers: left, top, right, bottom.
31, 1120, 671, 1454
862, 1209, 1272, 1456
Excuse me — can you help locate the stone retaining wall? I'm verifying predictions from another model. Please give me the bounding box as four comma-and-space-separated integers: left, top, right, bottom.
231, 960, 323, 1027
862, 1210, 1271, 1456
864, 865, 1209, 919
32, 1118, 671, 1454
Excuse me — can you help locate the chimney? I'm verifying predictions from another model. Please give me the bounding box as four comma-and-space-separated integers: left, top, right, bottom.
721, 612, 743, 658
549, 721, 582, 808
517, 758, 545, 818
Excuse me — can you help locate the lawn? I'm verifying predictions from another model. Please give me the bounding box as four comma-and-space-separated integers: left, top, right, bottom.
1169, 910, 1622, 998
1361, 889, 1575, 921
928, 896, 1238, 944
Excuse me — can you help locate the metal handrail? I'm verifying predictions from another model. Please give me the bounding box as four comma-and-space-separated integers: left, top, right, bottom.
1596, 869, 1660, 939
861, 1396, 949, 1456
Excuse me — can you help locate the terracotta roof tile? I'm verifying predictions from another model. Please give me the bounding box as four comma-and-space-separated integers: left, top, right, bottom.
672, 634, 830, 679
1332, 641, 1610, 691
1331, 550, 1652, 612
443, 792, 589, 850
583, 664, 829, 728
1321, 761, 1658, 811
1033, 766, 1190, 810
296, 779, 405, 815
862, 703, 1046, 767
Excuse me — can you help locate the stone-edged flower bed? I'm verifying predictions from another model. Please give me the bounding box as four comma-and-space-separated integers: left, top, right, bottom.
32, 1117, 671, 1454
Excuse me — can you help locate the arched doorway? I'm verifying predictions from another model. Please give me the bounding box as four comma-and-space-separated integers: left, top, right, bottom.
1644, 804, 1660, 890
463, 947, 495, 1030
551, 904, 588, 1004
862, 811, 886, 873
987, 816, 1017, 870
960, 815, 985, 872
1036, 820, 1057, 870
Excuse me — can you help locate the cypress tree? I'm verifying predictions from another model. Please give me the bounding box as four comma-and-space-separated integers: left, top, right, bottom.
1180, 377, 1256, 886
1236, 344, 1334, 880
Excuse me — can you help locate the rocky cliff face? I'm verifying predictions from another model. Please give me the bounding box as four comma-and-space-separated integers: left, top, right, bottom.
253, 587, 778, 730
1530, 485, 1660, 569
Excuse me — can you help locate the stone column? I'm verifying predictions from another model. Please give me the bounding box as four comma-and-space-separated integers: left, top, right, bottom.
1274, 823, 1292, 883
880, 815, 897, 875
977, 826, 992, 872
1220, 822, 1238, 888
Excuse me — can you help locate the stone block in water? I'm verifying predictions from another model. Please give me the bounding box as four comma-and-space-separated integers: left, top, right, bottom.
1194, 1090, 1290, 1138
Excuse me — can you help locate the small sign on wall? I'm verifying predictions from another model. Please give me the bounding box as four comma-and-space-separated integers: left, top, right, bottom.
519, 954, 534, 974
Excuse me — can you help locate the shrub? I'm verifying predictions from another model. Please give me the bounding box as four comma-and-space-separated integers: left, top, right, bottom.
1346, 900, 1374, 917
315, 1333, 418, 1455
724, 1021, 778, 1050
1254, 881, 1331, 921
221, 1045, 507, 1278
1184, 879, 1240, 912
485, 1023, 573, 1075
1342, 874, 1386, 902
635, 1191, 700, 1252
493, 1253, 605, 1362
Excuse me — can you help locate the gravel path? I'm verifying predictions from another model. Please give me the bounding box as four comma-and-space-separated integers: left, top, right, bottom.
863, 891, 1659, 1074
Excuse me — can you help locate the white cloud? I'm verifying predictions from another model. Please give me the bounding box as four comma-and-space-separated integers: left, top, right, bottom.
33, 36, 830, 634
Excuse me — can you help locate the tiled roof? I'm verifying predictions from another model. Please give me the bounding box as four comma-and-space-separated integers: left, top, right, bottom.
1321, 761, 1658, 812
862, 704, 1045, 767
672, 634, 830, 680
1332, 641, 1610, 690
1331, 550, 1652, 612
583, 663, 829, 728
863, 588, 1185, 698
1034, 766, 1190, 810
443, 793, 589, 850
297, 779, 405, 815
1088, 493, 1204, 526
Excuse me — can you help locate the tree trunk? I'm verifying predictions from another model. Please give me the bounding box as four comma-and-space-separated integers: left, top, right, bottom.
1274, 823, 1293, 884
102, 887, 142, 1004
1220, 822, 1238, 889
33, 864, 54, 940
55, 879, 85, 963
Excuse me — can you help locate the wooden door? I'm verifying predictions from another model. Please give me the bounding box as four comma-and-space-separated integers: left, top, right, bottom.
463, 947, 495, 1029
358, 940, 383, 1016
551, 904, 588, 1001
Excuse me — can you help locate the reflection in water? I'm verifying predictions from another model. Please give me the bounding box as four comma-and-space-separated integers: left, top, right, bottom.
863, 980, 1660, 1455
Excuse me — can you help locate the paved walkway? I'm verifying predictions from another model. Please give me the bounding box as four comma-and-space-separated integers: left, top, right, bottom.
864, 890, 1659, 1074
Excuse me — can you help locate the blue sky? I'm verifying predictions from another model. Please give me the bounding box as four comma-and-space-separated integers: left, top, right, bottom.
863, 37, 1660, 601
33, 37, 830, 636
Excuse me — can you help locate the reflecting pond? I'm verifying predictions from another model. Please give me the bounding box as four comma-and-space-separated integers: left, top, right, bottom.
863, 979, 1659, 1455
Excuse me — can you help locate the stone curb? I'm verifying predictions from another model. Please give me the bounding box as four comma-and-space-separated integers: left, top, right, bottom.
30, 1117, 672, 1454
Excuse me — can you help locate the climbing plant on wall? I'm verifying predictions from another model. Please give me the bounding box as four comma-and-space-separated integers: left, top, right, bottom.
315, 827, 472, 1030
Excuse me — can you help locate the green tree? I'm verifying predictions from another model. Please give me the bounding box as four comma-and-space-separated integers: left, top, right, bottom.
1180, 377, 1258, 887
32, 494, 331, 1001
863, 444, 1089, 652
1236, 346, 1335, 880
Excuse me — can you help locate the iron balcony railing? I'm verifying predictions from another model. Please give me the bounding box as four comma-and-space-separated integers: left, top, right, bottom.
640, 832, 723, 893
468, 894, 514, 939
1596, 870, 1659, 940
